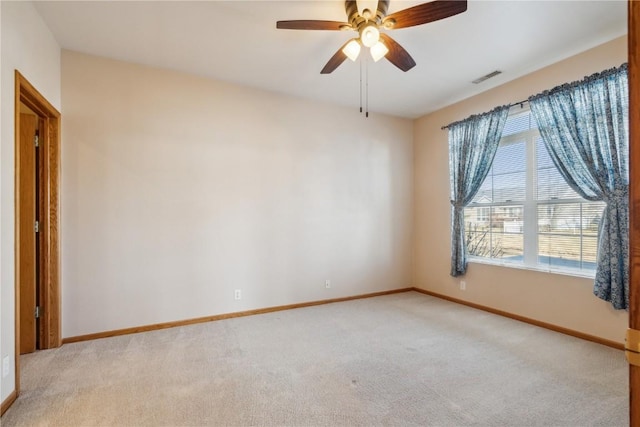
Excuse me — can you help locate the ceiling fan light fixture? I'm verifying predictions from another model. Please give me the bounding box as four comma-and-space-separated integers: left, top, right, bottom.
276, 0, 469, 74
360, 24, 380, 48
370, 41, 388, 62
343, 39, 362, 61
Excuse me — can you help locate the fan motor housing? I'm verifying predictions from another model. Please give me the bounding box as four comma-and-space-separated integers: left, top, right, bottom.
345, 0, 390, 28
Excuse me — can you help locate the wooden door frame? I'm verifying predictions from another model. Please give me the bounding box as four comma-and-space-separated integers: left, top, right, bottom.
14, 71, 61, 395
629, 1, 639, 426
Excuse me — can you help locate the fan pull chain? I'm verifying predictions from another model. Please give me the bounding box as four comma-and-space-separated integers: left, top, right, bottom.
357, 54, 369, 118
365, 55, 369, 118
359, 55, 363, 114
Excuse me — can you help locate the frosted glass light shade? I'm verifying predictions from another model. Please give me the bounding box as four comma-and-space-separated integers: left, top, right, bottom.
370, 41, 388, 62
342, 39, 361, 61
360, 25, 380, 48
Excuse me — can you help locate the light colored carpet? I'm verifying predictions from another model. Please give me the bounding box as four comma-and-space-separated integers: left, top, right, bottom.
1, 291, 629, 426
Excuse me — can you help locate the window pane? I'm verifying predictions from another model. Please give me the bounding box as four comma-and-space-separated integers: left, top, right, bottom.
472, 140, 526, 204
538, 203, 581, 234
466, 231, 494, 258
472, 179, 493, 204
493, 141, 526, 175
583, 236, 599, 268
537, 201, 605, 272
538, 235, 583, 269
502, 111, 534, 137
537, 167, 580, 200
464, 208, 490, 230
583, 202, 605, 236
493, 172, 526, 202
493, 206, 523, 233
491, 141, 527, 203
536, 137, 555, 169
493, 205, 523, 260
536, 138, 579, 200
464, 208, 492, 258
464, 205, 523, 262
493, 232, 523, 261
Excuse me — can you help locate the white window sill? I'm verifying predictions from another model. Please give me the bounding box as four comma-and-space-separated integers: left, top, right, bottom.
467, 257, 596, 280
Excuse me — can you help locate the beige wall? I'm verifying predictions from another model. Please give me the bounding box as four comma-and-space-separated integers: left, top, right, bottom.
413, 36, 629, 344
1, 1, 61, 403
61, 51, 414, 338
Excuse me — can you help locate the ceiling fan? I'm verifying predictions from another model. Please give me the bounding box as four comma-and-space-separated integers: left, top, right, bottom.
276, 0, 468, 74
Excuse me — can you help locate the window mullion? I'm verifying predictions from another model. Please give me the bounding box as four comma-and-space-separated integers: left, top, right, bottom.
523, 131, 538, 266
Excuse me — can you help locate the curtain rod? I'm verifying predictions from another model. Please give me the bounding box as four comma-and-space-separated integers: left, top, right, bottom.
440, 99, 529, 130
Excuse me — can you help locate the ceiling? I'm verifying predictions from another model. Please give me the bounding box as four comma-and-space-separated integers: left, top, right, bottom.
34, 1, 627, 119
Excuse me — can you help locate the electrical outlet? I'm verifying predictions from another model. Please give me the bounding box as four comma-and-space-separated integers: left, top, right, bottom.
460, 281, 466, 291
234, 289, 242, 300
325, 280, 331, 289
2, 356, 9, 378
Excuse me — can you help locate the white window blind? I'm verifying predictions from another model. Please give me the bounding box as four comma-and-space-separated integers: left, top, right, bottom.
464, 108, 605, 275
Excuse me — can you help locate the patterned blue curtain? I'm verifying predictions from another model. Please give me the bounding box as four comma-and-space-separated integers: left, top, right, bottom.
448, 106, 510, 276
529, 64, 629, 310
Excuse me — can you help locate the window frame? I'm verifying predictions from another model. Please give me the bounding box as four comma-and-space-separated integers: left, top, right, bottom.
464, 107, 601, 279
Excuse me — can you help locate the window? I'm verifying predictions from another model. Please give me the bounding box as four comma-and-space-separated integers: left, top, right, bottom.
464, 108, 605, 275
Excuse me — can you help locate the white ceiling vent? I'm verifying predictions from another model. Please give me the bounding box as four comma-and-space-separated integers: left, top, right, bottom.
472, 70, 502, 84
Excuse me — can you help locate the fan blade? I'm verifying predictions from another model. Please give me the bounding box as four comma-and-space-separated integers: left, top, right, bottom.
276, 20, 349, 30
379, 33, 416, 72
320, 41, 350, 74
382, 0, 467, 29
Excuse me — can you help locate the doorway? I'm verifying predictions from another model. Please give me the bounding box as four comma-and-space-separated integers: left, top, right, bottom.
14, 71, 61, 393
18, 103, 43, 354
